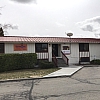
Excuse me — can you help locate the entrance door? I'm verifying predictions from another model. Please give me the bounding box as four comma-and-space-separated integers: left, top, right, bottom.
0, 43, 4, 53
79, 43, 90, 63
52, 44, 58, 57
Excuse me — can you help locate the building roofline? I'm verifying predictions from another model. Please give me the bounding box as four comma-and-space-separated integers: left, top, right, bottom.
0, 36, 100, 43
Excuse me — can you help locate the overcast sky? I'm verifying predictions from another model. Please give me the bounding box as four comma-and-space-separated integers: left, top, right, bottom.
0, 0, 100, 38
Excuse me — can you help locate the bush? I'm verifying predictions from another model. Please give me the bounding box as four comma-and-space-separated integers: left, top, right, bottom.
90, 59, 100, 65
0, 53, 37, 72
38, 60, 55, 69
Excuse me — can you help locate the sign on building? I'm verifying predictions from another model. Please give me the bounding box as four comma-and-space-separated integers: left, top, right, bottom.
14, 44, 27, 51
62, 46, 70, 55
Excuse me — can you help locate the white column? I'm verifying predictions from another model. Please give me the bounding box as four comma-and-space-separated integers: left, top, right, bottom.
48, 44, 52, 62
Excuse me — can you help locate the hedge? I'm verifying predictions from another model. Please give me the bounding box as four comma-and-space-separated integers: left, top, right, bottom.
38, 60, 55, 69
90, 59, 100, 65
0, 53, 37, 72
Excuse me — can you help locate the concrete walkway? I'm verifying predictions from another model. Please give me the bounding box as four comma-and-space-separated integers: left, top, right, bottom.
43, 65, 83, 78
0, 65, 83, 83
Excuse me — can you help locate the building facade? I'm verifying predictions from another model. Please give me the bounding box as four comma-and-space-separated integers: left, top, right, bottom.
0, 36, 100, 65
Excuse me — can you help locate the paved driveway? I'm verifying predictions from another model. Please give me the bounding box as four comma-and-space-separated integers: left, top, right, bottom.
0, 67, 100, 100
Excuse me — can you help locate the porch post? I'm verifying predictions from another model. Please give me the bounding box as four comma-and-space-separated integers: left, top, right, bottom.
48, 44, 52, 62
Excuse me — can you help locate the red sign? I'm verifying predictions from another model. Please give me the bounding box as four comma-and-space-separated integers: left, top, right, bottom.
14, 44, 27, 51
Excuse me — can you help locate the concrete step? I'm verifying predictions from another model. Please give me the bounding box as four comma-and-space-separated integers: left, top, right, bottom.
57, 58, 68, 67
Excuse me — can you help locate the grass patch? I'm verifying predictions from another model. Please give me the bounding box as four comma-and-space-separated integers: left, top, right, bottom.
0, 68, 59, 80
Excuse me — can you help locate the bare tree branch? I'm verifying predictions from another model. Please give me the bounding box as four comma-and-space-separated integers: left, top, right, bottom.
2, 24, 18, 29
0, 6, 18, 36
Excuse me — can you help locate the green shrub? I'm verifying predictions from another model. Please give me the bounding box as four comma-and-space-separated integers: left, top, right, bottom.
90, 59, 100, 65
39, 60, 55, 69
0, 53, 37, 72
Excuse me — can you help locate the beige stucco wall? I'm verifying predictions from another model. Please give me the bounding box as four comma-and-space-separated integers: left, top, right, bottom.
70, 43, 79, 64
5, 43, 100, 64
89, 43, 100, 61
5, 43, 52, 62
61, 43, 79, 64
5, 43, 35, 54
61, 43, 100, 64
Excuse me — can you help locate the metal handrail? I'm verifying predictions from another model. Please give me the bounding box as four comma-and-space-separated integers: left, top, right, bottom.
61, 51, 69, 65
52, 53, 58, 67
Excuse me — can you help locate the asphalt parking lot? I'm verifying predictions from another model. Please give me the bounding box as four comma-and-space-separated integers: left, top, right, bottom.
0, 66, 100, 100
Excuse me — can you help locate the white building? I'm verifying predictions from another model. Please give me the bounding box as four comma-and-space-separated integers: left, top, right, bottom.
0, 36, 100, 65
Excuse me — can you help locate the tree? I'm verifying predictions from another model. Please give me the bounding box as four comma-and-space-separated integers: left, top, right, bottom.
0, 27, 4, 36
0, 6, 18, 36
0, 6, 3, 15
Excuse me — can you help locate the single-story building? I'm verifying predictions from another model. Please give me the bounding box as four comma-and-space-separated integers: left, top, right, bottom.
0, 36, 100, 65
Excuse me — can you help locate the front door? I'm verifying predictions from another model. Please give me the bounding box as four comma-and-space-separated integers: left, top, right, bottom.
79, 43, 90, 63
52, 44, 58, 57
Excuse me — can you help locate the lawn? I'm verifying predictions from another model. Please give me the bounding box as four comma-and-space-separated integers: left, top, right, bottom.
0, 68, 59, 80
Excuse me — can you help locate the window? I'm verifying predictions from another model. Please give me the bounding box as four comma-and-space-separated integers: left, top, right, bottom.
35, 43, 48, 52
0, 43, 4, 53
79, 43, 89, 52
63, 46, 70, 50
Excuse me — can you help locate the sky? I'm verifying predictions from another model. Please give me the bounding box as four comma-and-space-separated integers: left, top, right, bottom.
0, 0, 100, 38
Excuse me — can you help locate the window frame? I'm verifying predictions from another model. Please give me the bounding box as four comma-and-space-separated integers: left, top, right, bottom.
79, 43, 89, 52
35, 43, 48, 53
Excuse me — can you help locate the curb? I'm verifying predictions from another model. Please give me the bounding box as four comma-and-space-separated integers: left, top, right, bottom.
83, 65, 100, 67
0, 75, 72, 83
0, 76, 54, 83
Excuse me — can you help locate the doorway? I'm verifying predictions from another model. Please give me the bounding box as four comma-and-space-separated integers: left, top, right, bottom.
79, 43, 90, 63
52, 44, 58, 57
